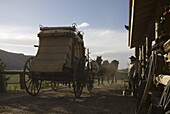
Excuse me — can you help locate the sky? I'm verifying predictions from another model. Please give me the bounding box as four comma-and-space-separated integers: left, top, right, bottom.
0, 0, 135, 69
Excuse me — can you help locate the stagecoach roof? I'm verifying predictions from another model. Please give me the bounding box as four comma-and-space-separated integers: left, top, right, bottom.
129, 0, 164, 48
38, 26, 84, 42
40, 26, 76, 31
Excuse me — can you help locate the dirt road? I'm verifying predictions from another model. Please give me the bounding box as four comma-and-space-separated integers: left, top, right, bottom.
0, 83, 136, 114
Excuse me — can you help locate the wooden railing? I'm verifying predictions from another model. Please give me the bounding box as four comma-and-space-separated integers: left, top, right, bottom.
0, 71, 25, 89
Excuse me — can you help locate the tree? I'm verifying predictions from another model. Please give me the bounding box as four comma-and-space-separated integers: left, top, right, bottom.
0, 59, 6, 92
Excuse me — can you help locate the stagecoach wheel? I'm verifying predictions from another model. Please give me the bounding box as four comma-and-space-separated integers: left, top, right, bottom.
51, 81, 59, 91
23, 57, 42, 96
73, 59, 84, 98
159, 80, 170, 113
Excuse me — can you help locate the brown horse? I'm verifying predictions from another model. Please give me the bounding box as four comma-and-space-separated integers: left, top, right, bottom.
101, 60, 119, 84
108, 60, 119, 84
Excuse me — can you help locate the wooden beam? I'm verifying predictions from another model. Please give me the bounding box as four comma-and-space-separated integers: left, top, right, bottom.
163, 39, 170, 53
0, 71, 23, 75
137, 52, 155, 114
129, 0, 135, 48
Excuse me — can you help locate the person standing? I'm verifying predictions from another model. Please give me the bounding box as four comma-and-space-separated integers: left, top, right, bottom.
128, 56, 140, 96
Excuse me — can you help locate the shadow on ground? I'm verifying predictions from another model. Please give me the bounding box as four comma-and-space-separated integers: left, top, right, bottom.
0, 84, 136, 114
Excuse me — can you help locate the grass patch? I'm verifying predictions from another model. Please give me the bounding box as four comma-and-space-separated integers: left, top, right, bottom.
7, 84, 22, 91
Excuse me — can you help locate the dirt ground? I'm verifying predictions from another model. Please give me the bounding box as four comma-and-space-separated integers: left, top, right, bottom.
0, 82, 136, 114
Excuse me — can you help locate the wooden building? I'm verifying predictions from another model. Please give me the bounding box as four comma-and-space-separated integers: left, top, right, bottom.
128, 0, 170, 114
129, 0, 170, 73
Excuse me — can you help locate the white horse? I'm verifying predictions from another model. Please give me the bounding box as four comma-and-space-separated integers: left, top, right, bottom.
89, 56, 103, 85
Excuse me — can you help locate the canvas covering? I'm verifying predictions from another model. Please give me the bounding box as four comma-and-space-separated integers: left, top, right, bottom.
30, 29, 74, 72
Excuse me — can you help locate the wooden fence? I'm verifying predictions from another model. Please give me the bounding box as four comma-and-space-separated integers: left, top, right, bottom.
0, 71, 25, 90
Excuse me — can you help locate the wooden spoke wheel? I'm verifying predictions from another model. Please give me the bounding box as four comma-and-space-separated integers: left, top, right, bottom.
159, 80, 170, 113
51, 81, 59, 91
23, 57, 42, 96
73, 59, 84, 98
73, 80, 83, 98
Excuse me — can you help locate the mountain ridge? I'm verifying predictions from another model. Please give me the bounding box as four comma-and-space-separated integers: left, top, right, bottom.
0, 49, 32, 70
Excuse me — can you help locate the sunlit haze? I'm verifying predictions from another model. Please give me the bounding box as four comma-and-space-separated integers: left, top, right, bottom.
0, 0, 135, 68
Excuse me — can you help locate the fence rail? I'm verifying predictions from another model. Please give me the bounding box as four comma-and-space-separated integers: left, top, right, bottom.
0, 71, 25, 89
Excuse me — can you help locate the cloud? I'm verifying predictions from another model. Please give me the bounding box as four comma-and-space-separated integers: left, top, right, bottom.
84, 28, 129, 53
0, 25, 134, 68
0, 44, 37, 55
83, 28, 134, 68
77, 22, 90, 28
0, 25, 38, 55
0, 25, 38, 46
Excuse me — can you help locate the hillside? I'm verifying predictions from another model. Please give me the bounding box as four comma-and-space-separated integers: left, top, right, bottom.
0, 49, 32, 70
0, 49, 129, 71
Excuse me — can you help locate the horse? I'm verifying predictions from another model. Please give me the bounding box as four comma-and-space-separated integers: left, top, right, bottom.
95, 56, 103, 85
107, 60, 119, 84
100, 60, 119, 84
89, 56, 103, 85
90, 60, 99, 78
101, 60, 110, 83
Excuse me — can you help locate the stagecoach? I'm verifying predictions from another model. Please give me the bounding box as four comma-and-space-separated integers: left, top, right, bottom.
23, 24, 92, 98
